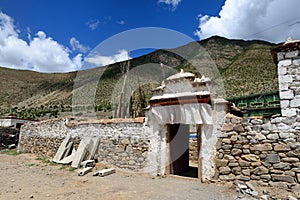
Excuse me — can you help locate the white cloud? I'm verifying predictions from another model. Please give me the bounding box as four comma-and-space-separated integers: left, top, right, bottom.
195, 0, 300, 43
85, 49, 130, 67
158, 0, 182, 11
70, 37, 90, 53
86, 19, 100, 30
116, 20, 125, 25
0, 12, 83, 73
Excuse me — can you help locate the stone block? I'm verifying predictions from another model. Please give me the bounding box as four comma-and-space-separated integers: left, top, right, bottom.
216, 159, 229, 168
293, 162, 300, 169
281, 157, 299, 162
280, 100, 290, 108
230, 135, 238, 142
278, 153, 287, 158
273, 162, 291, 170
290, 142, 300, 149
238, 159, 250, 167
253, 166, 269, 175
250, 144, 272, 152
278, 66, 287, 75
242, 169, 251, 176
282, 108, 297, 117
279, 132, 293, 139
271, 174, 295, 183
290, 98, 300, 108
222, 138, 231, 144
280, 90, 294, 100
251, 119, 263, 125
270, 169, 284, 174
277, 123, 290, 130
297, 173, 300, 183
252, 125, 261, 132
274, 144, 291, 152
232, 167, 242, 175
279, 75, 293, 84
255, 133, 266, 141
250, 174, 260, 180
231, 148, 242, 156
277, 52, 285, 61
237, 175, 250, 181
287, 151, 299, 157
266, 133, 279, 140
233, 124, 244, 132
260, 174, 271, 180
219, 174, 235, 181
222, 145, 232, 150
219, 166, 231, 175
221, 123, 234, 132
278, 59, 292, 67
228, 162, 239, 167
282, 116, 297, 124
293, 168, 300, 173
233, 144, 243, 149
293, 57, 300, 66
265, 153, 280, 164
224, 155, 235, 161
241, 154, 260, 162
285, 50, 299, 58
251, 162, 262, 167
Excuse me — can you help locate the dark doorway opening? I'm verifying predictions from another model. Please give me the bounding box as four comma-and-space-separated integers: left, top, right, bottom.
168, 124, 201, 179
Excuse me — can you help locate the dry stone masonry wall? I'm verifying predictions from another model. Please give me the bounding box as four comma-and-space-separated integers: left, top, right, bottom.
18, 117, 152, 171
276, 45, 300, 117
216, 114, 300, 186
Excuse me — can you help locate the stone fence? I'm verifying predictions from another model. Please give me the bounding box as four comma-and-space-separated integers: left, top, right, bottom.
18, 117, 153, 171
216, 113, 300, 186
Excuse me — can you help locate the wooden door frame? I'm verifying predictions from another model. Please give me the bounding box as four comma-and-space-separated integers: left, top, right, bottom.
166, 123, 202, 180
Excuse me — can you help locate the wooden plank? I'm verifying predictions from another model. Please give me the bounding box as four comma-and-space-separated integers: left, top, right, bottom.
71, 137, 92, 168
197, 125, 202, 181
52, 134, 71, 163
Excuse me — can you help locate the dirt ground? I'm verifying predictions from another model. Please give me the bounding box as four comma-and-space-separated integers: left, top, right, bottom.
0, 152, 244, 200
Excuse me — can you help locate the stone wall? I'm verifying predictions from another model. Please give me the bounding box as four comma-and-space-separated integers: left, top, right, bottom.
216, 114, 300, 186
18, 117, 153, 172
189, 138, 198, 162
271, 41, 300, 118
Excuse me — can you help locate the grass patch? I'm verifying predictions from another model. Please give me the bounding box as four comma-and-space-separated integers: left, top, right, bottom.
0, 149, 21, 156
59, 166, 67, 170
59, 166, 76, 172
69, 167, 76, 172
35, 156, 57, 165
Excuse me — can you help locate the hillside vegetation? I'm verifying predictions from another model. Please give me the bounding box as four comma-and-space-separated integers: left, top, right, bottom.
0, 36, 278, 119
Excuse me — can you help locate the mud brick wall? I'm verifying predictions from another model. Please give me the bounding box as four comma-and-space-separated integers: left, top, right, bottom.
216, 114, 300, 186
18, 117, 152, 171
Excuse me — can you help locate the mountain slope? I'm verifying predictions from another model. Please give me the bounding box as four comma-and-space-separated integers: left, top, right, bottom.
0, 36, 279, 118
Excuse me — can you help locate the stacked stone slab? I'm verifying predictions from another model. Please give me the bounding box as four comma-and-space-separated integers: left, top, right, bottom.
216, 114, 300, 186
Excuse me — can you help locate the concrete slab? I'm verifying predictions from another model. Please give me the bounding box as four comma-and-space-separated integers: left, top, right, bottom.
52, 134, 71, 163
71, 137, 92, 168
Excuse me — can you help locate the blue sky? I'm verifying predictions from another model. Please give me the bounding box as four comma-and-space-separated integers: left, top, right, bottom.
0, 0, 300, 72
